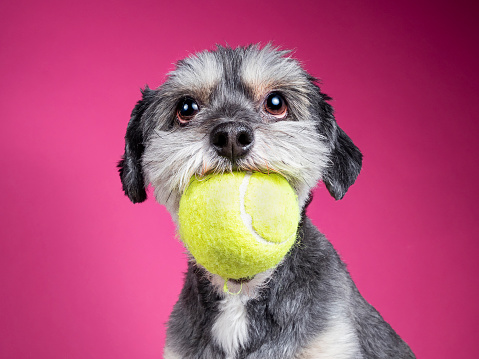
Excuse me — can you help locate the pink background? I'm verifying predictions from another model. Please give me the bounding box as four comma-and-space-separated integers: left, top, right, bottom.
1, 0, 478, 358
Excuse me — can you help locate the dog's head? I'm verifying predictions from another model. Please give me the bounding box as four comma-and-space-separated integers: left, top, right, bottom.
119, 45, 362, 223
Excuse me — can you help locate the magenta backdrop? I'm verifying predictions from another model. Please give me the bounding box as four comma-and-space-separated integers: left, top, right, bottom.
1, 0, 478, 358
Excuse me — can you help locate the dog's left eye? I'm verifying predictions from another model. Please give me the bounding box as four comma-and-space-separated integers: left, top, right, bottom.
177, 98, 199, 124
263, 92, 287, 119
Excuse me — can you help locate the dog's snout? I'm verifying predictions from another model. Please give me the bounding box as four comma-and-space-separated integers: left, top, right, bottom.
210, 121, 254, 160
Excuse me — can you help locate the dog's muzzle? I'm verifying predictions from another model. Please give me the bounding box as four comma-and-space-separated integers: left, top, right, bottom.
210, 121, 254, 161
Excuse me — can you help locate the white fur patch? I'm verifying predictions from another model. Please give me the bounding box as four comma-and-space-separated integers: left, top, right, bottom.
299, 319, 363, 359
211, 294, 249, 358
163, 345, 181, 359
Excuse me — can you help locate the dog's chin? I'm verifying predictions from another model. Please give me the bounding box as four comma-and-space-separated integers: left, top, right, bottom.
208, 268, 276, 298
187, 246, 281, 298
229, 277, 253, 285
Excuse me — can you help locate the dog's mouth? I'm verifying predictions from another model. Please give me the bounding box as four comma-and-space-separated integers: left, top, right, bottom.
191, 167, 290, 190
194, 159, 286, 181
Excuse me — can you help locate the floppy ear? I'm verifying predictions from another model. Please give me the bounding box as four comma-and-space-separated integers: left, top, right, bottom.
317, 95, 363, 200
118, 87, 156, 203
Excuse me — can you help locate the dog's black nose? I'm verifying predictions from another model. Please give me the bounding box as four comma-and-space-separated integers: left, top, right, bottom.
210, 121, 254, 160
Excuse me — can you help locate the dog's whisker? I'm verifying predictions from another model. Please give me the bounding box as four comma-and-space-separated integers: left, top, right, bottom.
154, 129, 165, 138
165, 189, 173, 204
202, 158, 208, 176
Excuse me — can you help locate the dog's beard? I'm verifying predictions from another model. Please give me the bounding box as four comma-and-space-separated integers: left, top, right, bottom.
142, 119, 329, 222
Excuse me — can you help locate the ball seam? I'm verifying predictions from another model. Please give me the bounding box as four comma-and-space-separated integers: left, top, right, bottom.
239, 172, 295, 245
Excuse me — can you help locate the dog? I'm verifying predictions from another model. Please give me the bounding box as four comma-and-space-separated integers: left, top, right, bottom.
118, 44, 415, 359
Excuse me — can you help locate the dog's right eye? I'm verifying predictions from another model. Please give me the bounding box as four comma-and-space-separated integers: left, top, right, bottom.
263, 92, 287, 119
177, 98, 199, 124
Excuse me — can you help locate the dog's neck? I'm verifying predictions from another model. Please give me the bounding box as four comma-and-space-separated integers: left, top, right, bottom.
166, 216, 354, 358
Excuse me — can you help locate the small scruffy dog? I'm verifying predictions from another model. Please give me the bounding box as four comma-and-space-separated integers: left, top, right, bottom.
119, 45, 415, 359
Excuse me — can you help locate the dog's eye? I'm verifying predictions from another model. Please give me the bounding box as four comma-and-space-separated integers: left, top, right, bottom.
177, 98, 199, 124
264, 92, 287, 119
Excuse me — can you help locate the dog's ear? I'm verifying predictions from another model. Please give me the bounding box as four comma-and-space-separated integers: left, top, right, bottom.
317, 94, 363, 200
118, 87, 156, 203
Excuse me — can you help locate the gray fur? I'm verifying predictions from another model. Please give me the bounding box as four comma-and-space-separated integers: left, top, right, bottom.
118, 44, 415, 358
165, 219, 414, 358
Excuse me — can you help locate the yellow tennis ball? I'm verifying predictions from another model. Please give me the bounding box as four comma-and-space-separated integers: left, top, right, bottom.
178, 172, 300, 280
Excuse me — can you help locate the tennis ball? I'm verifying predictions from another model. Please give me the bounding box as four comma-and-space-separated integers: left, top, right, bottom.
178, 172, 299, 280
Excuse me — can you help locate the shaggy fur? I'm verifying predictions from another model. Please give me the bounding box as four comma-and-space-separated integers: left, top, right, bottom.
118, 44, 415, 358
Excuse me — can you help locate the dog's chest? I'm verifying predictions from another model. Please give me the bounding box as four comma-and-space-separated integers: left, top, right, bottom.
298, 319, 363, 359
211, 295, 249, 359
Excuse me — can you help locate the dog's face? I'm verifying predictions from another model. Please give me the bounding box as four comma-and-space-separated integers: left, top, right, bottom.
119, 45, 362, 224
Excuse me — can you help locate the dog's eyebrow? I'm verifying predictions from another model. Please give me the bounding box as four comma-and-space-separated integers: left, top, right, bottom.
168, 52, 224, 103
239, 49, 310, 101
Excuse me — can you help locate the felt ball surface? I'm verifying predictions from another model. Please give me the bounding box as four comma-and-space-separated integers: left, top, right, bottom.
178, 172, 299, 280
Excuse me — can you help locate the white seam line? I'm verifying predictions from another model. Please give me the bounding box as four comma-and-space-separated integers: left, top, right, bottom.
239, 172, 294, 245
